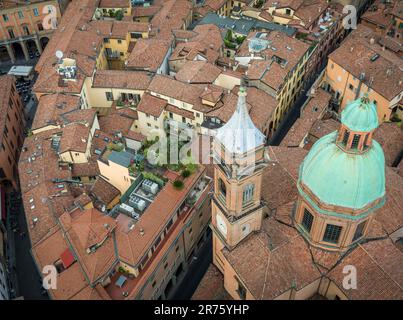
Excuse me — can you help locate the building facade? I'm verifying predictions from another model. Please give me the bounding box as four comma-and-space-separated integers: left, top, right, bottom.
324, 25, 403, 122
0, 75, 25, 190
0, 0, 62, 63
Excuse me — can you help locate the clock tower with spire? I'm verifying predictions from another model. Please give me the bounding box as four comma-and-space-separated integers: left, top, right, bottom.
211, 86, 267, 273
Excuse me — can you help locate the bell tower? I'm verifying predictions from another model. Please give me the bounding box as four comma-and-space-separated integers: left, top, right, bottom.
211, 86, 267, 273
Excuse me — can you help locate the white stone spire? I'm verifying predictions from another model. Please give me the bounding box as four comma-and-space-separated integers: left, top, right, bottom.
215, 86, 266, 155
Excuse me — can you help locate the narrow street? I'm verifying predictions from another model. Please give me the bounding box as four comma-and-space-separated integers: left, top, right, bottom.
5, 192, 48, 300
2, 56, 41, 299
170, 229, 212, 300
268, 66, 327, 146
268, 91, 308, 146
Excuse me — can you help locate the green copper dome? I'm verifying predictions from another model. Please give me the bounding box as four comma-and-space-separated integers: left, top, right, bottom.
299, 131, 385, 210
341, 96, 379, 132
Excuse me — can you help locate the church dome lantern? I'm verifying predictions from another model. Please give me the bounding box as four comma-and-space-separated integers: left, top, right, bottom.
336, 95, 379, 153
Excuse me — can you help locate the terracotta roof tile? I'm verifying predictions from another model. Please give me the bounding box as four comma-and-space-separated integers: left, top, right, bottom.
59, 208, 119, 284
32, 94, 81, 131
175, 61, 221, 84
136, 93, 167, 117
99, 0, 130, 8
327, 240, 403, 300
373, 123, 403, 167
281, 89, 331, 147
59, 123, 91, 154
126, 38, 171, 72
99, 114, 134, 138
18, 129, 72, 194
90, 177, 121, 207
328, 25, 403, 101
93, 70, 152, 90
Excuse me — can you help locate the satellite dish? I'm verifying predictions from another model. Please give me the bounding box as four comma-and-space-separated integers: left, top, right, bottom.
55, 50, 63, 60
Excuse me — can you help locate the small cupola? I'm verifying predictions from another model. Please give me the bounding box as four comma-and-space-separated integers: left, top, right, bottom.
336, 95, 379, 153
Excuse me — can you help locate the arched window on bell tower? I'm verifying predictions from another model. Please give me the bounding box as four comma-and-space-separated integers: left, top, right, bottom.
219, 178, 227, 198
242, 183, 255, 206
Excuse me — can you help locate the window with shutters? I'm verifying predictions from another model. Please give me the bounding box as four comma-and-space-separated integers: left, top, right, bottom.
323, 224, 342, 243
301, 209, 314, 233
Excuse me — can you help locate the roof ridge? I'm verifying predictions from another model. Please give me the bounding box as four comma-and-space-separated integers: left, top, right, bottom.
259, 237, 272, 300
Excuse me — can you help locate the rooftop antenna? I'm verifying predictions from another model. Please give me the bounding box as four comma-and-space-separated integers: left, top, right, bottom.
55, 50, 63, 63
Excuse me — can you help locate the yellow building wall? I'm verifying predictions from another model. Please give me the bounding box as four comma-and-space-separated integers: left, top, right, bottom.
137, 111, 165, 137
104, 37, 130, 60
84, 80, 144, 113
149, 92, 205, 126
107, 194, 120, 210
134, 17, 150, 23
222, 250, 255, 300
214, 73, 241, 90
97, 159, 133, 194
326, 58, 396, 121
32, 124, 60, 135
59, 150, 88, 164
